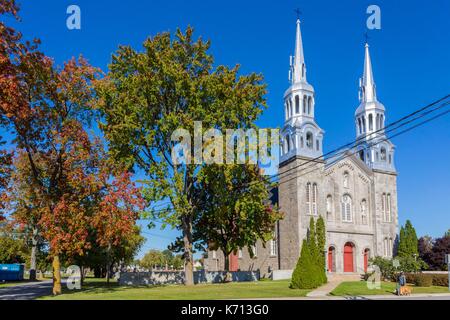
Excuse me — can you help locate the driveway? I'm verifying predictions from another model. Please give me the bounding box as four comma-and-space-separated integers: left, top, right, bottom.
0, 280, 58, 300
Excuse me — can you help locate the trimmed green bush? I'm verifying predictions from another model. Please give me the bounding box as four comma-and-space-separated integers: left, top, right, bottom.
413, 274, 433, 287
431, 274, 449, 287
290, 239, 318, 289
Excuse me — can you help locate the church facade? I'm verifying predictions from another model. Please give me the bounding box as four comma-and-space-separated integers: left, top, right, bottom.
204, 19, 399, 277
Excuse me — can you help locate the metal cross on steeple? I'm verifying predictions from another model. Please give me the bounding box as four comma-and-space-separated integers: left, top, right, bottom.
364, 31, 370, 44
294, 8, 302, 20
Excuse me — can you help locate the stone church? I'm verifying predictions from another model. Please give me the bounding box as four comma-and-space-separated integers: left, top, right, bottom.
205, 19, 399, 277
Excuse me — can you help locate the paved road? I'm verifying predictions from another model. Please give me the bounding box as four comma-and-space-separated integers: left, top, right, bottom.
0, 280, 55, 300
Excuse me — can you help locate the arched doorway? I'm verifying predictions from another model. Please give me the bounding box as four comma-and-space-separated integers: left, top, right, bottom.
343, 242, 355, 272
327, 247, 335, 272
363, 248, 370, 273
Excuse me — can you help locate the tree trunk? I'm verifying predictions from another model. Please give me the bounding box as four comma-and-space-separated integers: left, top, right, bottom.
182, 215, 194, 286
106, 244, 111, 285
29, 228, 38, 281
80, 265, 85, 286
52, 255, 62, 295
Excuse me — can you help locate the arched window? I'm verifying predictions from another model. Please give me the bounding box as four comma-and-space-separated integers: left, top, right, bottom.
312, 183, 318, 215
358, 118, 362, 134
359, 150, 365, 162
285, 135, 290, 152
285, 102, 288, 120
308, 96, 312, 114
306, 132, 313, 149
361, 199, 367, 225
343, 171, 349, 188
306, 183, 312, 215
380, 115, 384, 129
386, 193, 392, 222
341, 194, 352, 222
384, 237, 393, 257
326, 195, 333, 220
362, 116, 366, 132
389, 154, 392, 164
303, 96, 307, 113
295, 95, 300, 114
380, 147, 387, 161
316, 139, 320, 151
300, 136, 304, 148
382, 193, 386, 221
289, 99, 293, 118
369, 114, 373, 131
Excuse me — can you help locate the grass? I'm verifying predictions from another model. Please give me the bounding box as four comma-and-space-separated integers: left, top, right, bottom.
0, 280, 34, 288
330, 281, 450, 296
40, 278, 310, 300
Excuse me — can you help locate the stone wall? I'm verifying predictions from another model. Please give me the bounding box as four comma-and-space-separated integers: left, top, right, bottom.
204, 242, 279, 278
118, 270, 260, 286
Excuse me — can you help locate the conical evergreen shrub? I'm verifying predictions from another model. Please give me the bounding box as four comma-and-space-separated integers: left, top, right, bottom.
290, 239, 318, 289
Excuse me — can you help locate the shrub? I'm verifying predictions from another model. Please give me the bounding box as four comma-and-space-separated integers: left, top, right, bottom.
369, 256, 396, 281
431, 274, 448, 287
290, 239, 319, 289
413, 274, 433, 287
405, 273, 416, 284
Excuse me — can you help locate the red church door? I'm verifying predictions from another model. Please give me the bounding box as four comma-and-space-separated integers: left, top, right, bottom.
343, 242, 354, 273
327, 247, 335, 272
229, 253, 239, 272
363, 249, 369, 273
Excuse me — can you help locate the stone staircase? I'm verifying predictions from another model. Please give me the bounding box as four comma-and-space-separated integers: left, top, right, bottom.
327, 273, 362, 282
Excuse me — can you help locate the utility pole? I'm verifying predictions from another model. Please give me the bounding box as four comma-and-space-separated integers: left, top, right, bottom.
446, 254, 450, 292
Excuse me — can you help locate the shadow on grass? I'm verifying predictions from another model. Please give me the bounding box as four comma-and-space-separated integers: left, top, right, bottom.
58, 277, 168, 297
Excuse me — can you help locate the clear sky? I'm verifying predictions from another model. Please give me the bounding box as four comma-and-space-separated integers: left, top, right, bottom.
3, 0, 450, 258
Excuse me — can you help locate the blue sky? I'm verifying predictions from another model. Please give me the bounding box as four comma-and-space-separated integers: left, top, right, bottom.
3, 0, 450, 258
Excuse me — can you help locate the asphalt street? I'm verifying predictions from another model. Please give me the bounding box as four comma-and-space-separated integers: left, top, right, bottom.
0, 280, 55, 300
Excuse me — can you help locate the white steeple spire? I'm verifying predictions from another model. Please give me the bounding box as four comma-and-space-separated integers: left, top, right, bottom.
354, 42, 396, 173
282, 18, 323, 163
291, 19, 306, 84
360, 43, 377, 102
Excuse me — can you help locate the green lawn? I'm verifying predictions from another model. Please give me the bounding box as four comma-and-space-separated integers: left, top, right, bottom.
330, 281, 450, 296
0, 280, 31, 288
40, 278, 309, 300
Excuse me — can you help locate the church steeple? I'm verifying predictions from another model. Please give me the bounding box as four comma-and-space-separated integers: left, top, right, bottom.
291, 19, 306, 84
281, 18, 324, 162
360, 43, 377, 103
354, 42, 396, 173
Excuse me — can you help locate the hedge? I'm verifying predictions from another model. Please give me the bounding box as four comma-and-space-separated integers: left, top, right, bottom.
405, 273, 448, 287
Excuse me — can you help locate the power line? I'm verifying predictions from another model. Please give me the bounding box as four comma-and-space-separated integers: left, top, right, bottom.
139, 94, 450, 219
277, 106, 450, 186
271, 99, 450, 184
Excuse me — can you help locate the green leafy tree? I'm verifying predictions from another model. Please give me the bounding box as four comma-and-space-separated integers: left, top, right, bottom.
0, 225, 28, 263
397, 220, 419, 258
139, 250, 165, 270
94, 27, 267, 285
194, 164, 282, 277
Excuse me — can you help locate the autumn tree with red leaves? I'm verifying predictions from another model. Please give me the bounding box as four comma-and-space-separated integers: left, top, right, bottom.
1, 1, 145, 294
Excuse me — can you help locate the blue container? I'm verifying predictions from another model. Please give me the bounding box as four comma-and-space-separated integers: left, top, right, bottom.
0, 264, 25, 281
